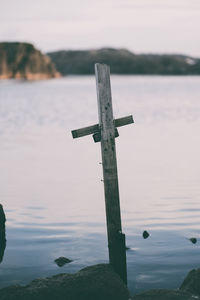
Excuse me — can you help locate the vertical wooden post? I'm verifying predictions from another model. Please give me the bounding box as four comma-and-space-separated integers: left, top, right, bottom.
95, 63, 127, 284
72, 63, 133, 283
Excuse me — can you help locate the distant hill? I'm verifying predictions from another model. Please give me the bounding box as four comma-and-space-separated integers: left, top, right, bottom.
47, 48, 200, 75
0, 42, 61, 80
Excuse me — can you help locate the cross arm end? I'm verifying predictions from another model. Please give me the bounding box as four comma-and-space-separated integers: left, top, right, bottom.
71, 123, 100, 139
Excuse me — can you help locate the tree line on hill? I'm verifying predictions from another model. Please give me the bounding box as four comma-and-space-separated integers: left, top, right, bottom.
47, 48, 200, 75
0, 43, 200, 79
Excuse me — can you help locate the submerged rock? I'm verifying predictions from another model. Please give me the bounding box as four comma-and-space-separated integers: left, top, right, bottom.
189, 238, 197, 244
143, 231, 150, 239
54, 257, 72, 267
0, 264, 130, 300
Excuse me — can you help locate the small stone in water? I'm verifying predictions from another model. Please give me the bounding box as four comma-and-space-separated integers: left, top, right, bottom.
189, 238, 197, 244
54, 257, 72, 267
143, 230, 150, 239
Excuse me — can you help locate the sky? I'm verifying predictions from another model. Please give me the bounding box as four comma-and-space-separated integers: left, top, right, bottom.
0, 0, 200, 57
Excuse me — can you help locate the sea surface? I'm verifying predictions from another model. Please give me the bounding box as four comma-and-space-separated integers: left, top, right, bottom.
0, 75, 200, 295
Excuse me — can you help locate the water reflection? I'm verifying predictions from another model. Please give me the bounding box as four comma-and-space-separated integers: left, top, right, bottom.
0, 204, 6, 264
1, 76, 200, 293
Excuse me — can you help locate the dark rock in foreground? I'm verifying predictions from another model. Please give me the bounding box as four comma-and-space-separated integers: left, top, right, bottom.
0, 42, 61, 80
0, 264, 130, 300
1, 258, 200, 300
0, 204, 6, 264
0, 205, 6, 229
131, 289, 199, 300
131, 268, 200, 299
180, 268, 200, 296
54, 256, 72, 267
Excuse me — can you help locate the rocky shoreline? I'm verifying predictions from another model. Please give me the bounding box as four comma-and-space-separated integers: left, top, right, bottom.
0, 42, 61, 80
0, 264, 199, 300
1, 205, 200, 299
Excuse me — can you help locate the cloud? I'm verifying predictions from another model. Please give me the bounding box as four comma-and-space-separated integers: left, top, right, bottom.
0, 0, 200, 56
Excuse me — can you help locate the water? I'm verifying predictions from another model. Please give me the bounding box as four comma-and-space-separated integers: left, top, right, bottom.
0, 76, 200, 295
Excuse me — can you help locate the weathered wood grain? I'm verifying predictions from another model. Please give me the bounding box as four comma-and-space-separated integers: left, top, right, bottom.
95, 63, 127, 284
72, 124, 99, 139
72, 115, 133, 139
114, 115, 133, 128
71, 63, 134, 284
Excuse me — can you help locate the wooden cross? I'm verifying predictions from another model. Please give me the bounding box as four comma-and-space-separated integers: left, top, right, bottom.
72, 63, 134, 284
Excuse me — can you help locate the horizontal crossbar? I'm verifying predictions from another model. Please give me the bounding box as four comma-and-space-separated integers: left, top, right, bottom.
72, 124, 99, 139
114, 115, 134, 128
71, 115, 134, 139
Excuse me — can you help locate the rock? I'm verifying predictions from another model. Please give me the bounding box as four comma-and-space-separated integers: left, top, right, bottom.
0, 42, 61, 80
0, 238, 6, 264
0, 204, 6, 264
0, 264, 130, 300
0, 204, 6, 229
189, 238, 197, 244
131, 289, 199, 300
180, 268, 200, 296
0, 204, 6, 239
143, 231, 150, 239
131, 268, 200, 299
54, 257, 72, 267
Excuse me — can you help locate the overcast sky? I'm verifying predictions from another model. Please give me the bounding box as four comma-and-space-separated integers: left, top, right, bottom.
0, 0, 200, 57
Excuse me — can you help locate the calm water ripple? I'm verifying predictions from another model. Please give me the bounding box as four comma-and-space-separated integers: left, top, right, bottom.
0, 76, 200, 295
